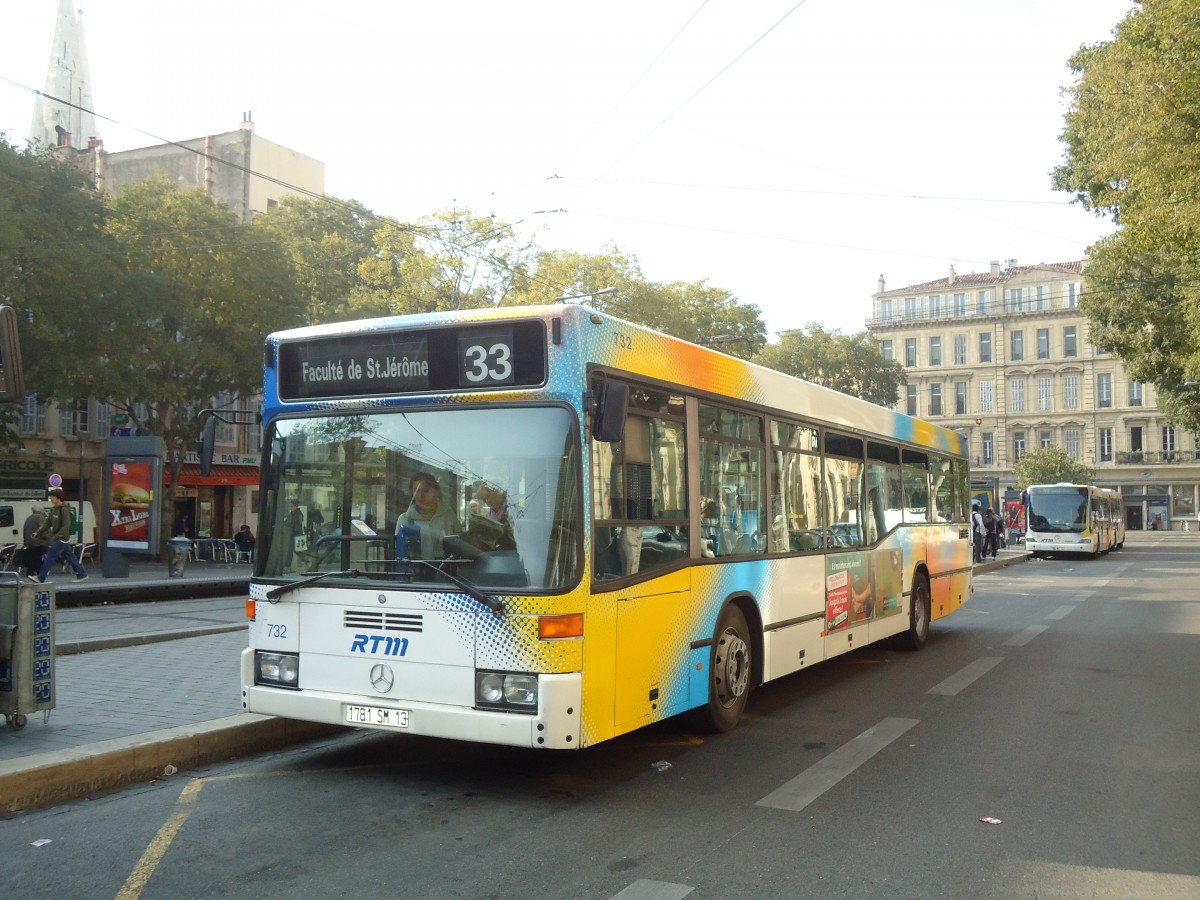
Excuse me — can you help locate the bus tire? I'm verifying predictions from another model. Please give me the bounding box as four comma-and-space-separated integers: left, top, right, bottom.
698, 604, 752, 733
898, 573, 930, 651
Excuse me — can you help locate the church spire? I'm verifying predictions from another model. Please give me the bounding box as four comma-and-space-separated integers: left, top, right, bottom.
29, 0, 99, 149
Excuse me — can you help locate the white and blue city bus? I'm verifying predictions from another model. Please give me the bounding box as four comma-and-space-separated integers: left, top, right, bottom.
204, 304, 974, 749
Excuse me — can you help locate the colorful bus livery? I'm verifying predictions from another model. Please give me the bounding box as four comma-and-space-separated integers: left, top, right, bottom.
229, 305, 974, 749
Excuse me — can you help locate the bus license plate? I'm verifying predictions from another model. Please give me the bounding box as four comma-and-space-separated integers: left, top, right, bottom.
344, 704, 409, 729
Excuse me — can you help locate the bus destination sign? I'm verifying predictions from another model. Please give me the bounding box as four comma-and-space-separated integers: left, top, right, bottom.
277, 320, 547, 401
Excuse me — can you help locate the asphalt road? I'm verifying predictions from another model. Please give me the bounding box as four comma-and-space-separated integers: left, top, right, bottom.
3, 540, 1198, 899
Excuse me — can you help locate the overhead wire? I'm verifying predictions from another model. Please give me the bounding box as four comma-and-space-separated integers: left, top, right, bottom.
608, 0, 712, 111
595, 0, 814, 178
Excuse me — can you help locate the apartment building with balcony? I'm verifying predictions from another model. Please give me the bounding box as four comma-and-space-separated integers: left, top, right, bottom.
867, 260, 1199, 531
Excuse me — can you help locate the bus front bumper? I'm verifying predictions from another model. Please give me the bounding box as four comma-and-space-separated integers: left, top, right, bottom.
1026, 536, 1092, 553
240, 649, 583, 749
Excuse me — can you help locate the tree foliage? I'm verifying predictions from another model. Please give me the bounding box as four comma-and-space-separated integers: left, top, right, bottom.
1011, 444, 1096, 491
251, 195, 387, 324
0, 137, 121, 415
101, 178, 306, 453
511, 247, 767, 357
753, 323, 906, 406
376, 208, 537, 314
1053, 0, 1200, 430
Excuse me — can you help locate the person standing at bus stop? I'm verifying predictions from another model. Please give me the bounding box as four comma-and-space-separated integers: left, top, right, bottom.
30, 489, 88, 583
971, 502, 986, 563
21, 506, 49, 577
983, 507, 999, 559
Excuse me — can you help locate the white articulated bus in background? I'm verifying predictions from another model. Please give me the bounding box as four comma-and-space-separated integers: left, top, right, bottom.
1024, 483, 1121, 558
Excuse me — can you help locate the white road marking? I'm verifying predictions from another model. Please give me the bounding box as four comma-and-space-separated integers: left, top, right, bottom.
611, 879, 694, 899
927, 656, 1004, 696
1005, 625, 1048, 646
754, 717, 918, 812
1046, 605, 1077, 620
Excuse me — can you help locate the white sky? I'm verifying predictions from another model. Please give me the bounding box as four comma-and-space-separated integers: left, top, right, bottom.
0, 0, 1132, 338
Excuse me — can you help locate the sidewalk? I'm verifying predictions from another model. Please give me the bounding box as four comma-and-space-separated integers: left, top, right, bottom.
1, 586, 337, 814
973, 542, 1030, 574
45, 555, 251, 607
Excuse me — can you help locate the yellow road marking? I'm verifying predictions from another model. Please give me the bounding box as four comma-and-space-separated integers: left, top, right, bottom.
116, 779, 203, 900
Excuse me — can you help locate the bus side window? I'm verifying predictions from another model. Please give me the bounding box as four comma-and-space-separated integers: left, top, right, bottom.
592, 386, 688, 580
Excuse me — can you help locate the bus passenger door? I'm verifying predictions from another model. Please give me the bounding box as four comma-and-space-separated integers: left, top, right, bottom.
613, 570, 692, 733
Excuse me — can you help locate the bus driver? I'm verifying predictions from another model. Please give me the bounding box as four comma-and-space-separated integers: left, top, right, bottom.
396, 471, 460, 558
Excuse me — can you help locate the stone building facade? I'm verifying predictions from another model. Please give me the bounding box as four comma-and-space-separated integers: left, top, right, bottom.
867, 260, 1198, 531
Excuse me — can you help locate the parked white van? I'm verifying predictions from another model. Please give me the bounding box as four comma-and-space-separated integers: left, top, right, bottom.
0, 499, 97, 548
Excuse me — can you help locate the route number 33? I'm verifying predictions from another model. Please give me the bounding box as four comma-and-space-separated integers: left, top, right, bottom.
459, 329, 515, 386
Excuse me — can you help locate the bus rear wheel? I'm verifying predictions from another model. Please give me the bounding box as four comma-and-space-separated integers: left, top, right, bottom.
898, 573, 930, 651
698, 604, 752, 733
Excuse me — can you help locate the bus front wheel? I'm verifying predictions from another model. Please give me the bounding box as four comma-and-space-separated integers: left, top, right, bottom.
699, 604, 752, 733
898, 574, 930, 651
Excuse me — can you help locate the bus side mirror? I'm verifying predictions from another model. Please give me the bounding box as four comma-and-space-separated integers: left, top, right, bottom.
198, 415, 217, 477
592, 381, 628, 443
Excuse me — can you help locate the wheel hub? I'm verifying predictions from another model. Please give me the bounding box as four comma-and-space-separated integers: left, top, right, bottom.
716, 630, 750, 701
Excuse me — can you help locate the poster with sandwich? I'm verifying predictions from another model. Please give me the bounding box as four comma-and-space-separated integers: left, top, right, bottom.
108, 460, 153, 549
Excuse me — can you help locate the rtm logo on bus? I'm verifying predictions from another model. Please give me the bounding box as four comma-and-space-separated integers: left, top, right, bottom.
350, 634, 410, 657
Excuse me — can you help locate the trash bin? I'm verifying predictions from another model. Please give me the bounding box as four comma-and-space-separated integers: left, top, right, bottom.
0, 576, 55, 730
167, 537, 192, 578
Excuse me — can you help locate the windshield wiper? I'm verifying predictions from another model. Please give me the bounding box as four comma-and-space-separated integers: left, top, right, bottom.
413, 558, 506, 617
265, 569, 366, 602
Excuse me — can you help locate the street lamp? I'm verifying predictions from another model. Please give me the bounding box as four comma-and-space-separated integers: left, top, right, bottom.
74, 400, 87, 548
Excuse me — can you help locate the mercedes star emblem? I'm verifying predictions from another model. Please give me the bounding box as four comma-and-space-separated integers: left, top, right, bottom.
369, 663, 395, 693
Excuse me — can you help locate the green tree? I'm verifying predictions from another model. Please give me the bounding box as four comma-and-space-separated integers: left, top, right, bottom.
364, 208, 536, 314
252, 195, 389, 324
512, 246, 647, 308
1012, 444, 1096, 490
0, 138, 121, 426
100, 178, 307, 534
513, 247, 767, 356
1052, 0, 1200, 430
754, 324, 906, 406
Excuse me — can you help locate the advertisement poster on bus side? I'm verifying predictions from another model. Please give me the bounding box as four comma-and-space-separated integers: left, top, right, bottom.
826, 548, 903, 631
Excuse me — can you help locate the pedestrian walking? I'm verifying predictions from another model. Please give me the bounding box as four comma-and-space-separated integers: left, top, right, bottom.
971, 502, 986, 563
30, 489, 88, 583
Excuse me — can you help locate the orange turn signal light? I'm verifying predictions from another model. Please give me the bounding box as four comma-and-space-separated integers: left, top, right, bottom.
246, 599, 256, 621
538, 613, 583, 640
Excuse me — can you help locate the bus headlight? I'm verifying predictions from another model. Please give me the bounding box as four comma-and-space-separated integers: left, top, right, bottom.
256, 651, 300, 688
475, 671, 538, 713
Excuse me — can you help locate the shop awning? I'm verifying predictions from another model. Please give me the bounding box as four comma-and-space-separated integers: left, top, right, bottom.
165, 464, 260, 487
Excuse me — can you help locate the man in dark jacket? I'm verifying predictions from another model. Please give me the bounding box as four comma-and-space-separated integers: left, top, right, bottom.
21, 507, 49, 577
31, 489, 88, 583
983, 507, 999, 559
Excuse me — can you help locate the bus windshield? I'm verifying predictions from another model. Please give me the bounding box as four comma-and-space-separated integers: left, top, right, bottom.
256, 405, 581, 591
1027, 486, 1089, 533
